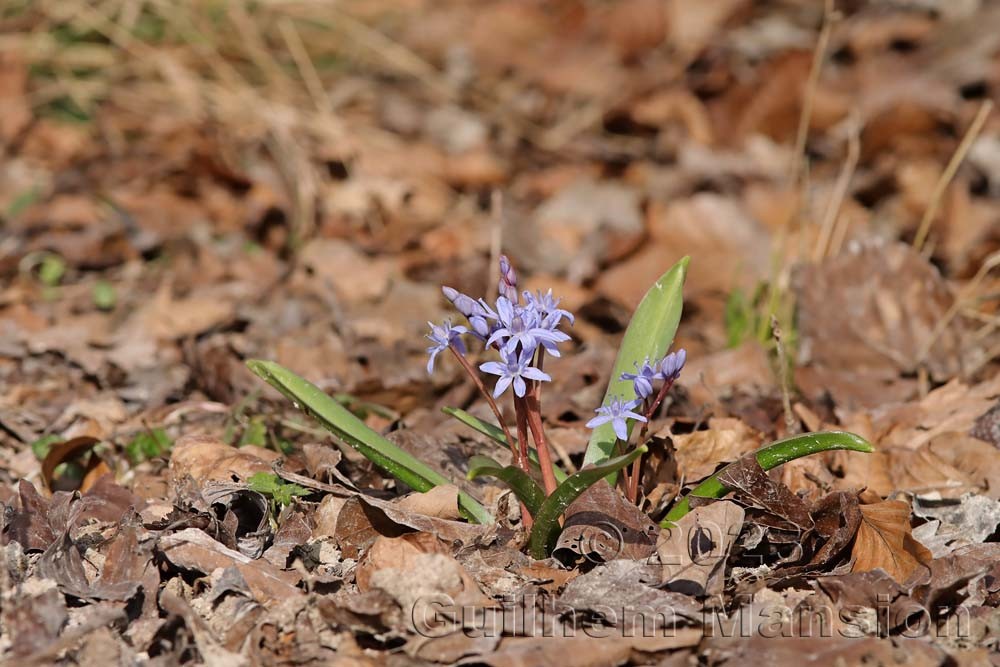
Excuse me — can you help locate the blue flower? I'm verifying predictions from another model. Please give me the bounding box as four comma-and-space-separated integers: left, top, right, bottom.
486, 296, 568, 357
524, 289, 575, 326
426, 320, 468, 374
586, 397, 647, 441
479, 348, 551, 398
659, 349, 687, 381
620, 358, 660, 400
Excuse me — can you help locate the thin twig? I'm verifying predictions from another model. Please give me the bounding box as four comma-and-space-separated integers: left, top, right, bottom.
913, 100, 994, 252
790, 0, 837, 187
814, 117, 861, 261
771, 315, 799, 436
915, 250, 1000, 365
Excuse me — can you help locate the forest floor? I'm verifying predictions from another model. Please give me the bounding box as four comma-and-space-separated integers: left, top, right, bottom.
2, 1, 1000, 665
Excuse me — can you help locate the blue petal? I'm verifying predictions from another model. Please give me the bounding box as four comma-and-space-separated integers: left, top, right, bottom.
612, 418, 629, 441
586, 414, 613, 429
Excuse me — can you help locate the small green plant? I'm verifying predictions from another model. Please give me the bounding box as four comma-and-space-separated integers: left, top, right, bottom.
92, 280, 117, 310
125, 428, 173, 464
248, 256, 873, 558
247, 472, 311, 510
30, 434, 61, 460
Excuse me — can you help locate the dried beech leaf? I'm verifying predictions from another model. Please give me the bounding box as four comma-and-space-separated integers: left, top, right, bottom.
850, 498, 932, 582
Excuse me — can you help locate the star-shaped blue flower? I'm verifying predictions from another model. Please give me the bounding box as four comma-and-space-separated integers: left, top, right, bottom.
620, 357, 661, 400
486, 296, 568, 357
425, 320, 468, 374
479, 348, 551, 398
586, 397, 647, 441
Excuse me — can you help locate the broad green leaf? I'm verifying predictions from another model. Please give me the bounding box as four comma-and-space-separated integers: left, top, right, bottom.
661, 431, 874, 527
528, 445, 648, 559
246, 360, 492, 525
583, 257, 688, 475
467, 455, 546, 516
442, 406, 568, 483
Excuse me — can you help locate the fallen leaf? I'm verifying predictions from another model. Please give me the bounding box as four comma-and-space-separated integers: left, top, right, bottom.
554, 480, 659, 563
671, 418, 763, 483
395, 484, 463, 521
850, 496, 933, 582
658, 500, 745, 596
910, 494, 1000, 558
168, 435, 275, 487
158, 527, 303, 604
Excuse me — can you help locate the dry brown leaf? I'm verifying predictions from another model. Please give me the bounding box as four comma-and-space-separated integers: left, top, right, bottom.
850, 497, 932, 582
168, 435, 275, 487
658, 500, 745, 596
671, 418, 763, 483
158, 527, 302, 604
394, 484, 462, 521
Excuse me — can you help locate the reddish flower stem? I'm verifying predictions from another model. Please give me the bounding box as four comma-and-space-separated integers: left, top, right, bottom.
450, 344, 533, 527
626, 378, 677, 504
448, 345, 517, 459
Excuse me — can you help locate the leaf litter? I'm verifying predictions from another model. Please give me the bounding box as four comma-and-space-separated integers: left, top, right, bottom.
2, 1, 1000, 664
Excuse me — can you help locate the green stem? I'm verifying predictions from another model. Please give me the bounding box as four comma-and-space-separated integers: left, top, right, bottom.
660, 431, 873, 527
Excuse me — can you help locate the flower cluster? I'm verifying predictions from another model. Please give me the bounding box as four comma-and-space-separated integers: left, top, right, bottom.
427, 256, 574, 399
586, 349, 687, 441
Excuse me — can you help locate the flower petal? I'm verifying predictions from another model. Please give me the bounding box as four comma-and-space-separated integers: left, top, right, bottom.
479, 361, 506, 376
586, 414, 612, 428
612, 417, 629, 441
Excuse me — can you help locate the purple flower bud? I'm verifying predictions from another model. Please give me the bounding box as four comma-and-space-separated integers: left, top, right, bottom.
442, 286, 486, 319
498, 254, 518, 302
659, 349, 687, 381
469, 315, 491, 339
620, 358, 659, 400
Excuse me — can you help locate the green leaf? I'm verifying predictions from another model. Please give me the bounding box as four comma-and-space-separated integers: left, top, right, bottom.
442, 406, 568, 483
246, 360, 492, 525
38, 253, 66, 287
247, 472, 310, 506
661, 431, 874, 527
467, 455, 546, 516
92, 280, 117, 310
583, 257, 688, 475
125, 428, 173, 464
239, 416, 268, 447
30, 434, 61, 460
724, 288, 751, 348
528, 445, 648, 559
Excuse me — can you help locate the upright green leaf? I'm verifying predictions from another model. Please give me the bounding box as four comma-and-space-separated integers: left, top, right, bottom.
528, 445, 648, 559
467, 455, 546, 516
661, 431, 874, 527
246, 360, 492, 525
583, 257, 688, 475
442, 406, 568, 483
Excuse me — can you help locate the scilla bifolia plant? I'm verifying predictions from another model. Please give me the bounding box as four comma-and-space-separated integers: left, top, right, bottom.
247, 256, 873, 559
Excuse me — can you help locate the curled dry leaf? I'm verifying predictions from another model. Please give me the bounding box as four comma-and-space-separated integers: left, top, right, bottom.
657, 500, 745, 596
553, 480, 659, 564
395, 484, 463, 521
158, 527, 302, 604
850, 495, 933, 583
41, 435, 108, 493
715, 454, 814, 531
911, 494, 1000, 558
